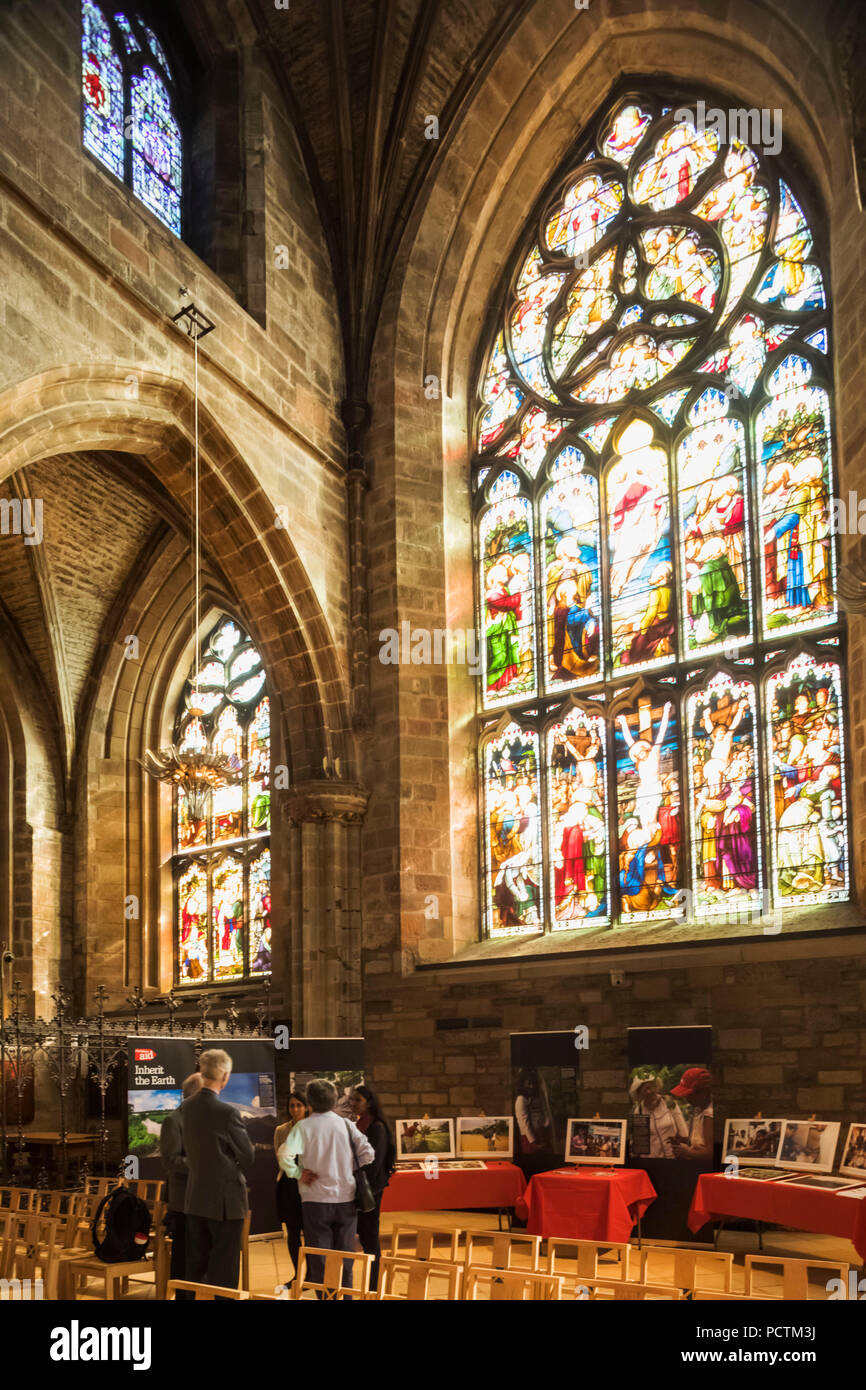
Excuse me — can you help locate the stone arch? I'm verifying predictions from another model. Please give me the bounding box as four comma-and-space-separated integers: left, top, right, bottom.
0, 365, 355, 788
365, 0, 863, 964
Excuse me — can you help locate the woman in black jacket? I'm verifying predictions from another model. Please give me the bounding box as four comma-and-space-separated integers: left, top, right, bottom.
273, 1088, 309, 1279
351, 1085, 394, 1289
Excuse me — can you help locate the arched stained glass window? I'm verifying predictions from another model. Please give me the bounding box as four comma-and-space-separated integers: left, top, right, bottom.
81, 3, 182, 236
173, 617, 271, 985
474, 92, 848, 944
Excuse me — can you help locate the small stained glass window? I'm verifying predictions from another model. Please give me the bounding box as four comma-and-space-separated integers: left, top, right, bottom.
81, 5, 182, 236
172, 617, 271, 985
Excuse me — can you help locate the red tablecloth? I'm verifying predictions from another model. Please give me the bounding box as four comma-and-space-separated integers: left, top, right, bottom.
515, 1167, 657, 1240
689, 1173, 866, 1261
381, 1161, 526, 1213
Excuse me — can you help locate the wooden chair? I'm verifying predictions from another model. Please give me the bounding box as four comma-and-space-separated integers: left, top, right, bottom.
0, 1212, 63, 1299
377, 1255, 463, 1301
640, 1246, 734, 1293
389, 1224, 461, 1263
692, 1290, 775, 1301
463, 1266, 563, 1301
0, 1187, 34, 1214
744, 1253, 849, 1300
66, 1200, 165, 1301
133, 1179, 165, 1205
546, 1237, 633, 1288
290, 1247, 373, 1300
464, 1231, 541, 1272
82, 1177, 115, 1199
167, 1280, 250, 1301
579, 1278, 684, 1301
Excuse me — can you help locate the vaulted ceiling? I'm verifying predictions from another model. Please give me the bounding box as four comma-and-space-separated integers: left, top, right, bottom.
0, 454, 187, 781
244, 0, 534, 403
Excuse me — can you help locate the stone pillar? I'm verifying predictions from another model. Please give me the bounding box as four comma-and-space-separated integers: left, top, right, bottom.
283, 781, 368, 1037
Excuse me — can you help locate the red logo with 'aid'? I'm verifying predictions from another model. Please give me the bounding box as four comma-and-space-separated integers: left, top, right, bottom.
135, 1048, 156, 1061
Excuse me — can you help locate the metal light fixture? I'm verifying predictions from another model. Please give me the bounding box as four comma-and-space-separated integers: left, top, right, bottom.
140, 296, 244, 817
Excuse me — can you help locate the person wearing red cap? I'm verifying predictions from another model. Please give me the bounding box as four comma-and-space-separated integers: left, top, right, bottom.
668, 1067, 713, 1161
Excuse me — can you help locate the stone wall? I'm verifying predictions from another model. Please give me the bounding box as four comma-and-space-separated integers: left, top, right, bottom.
364, 950, 866, 1130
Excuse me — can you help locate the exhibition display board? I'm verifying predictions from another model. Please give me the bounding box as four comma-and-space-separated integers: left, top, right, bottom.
381, 1161, 526, 1213
627, 1025, 714, 1241
689, 1172, 866, 1261
515, 1166, 657, 1240
127, 1035, 279, 1235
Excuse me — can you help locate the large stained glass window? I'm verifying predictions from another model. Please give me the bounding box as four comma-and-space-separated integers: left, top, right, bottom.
474, 92, 848, 945
81, 4, 182, 235
172, 617, 271, 985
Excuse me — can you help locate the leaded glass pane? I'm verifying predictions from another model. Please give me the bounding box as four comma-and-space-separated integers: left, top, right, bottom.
614, 695, 683, 922
131, 66, 182, 235
687, 672, 761, 916
82, 0, 124, 179
483, 723, 542, 935
547, 709, 609, 925
767, 654, 848, 905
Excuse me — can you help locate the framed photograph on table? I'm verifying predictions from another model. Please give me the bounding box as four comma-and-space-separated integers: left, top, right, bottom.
395, 1117, 455, 1160
565, 1118, 627, 1165
777, 1119, 840, 1173
721, 1118, 785, 1167
839, 1123, 866, 1179
772, 1173, 864, 1192
456, 1116, 514, 1158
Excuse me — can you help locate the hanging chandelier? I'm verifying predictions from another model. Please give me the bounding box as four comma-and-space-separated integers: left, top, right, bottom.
140, 294, 244, 820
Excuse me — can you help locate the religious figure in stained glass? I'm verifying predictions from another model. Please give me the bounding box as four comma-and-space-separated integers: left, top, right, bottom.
172, 617, 271, 984
483, 722, 542, 933
614, 696, 683, 920
547, 708, 608, 924
687, 673, 760, 915
767, 654, 847, 905
80, 5, 182, 236
473, 89, 848, 942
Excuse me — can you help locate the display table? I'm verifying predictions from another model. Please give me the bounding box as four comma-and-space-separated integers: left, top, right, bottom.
515, 1167, 657, 1240
381, 1161, 526, 1213
4, 1132, 98, 1170
689, 1173, 866, 1262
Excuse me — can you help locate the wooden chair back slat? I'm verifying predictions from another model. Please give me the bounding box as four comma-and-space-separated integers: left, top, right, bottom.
290, 1247, 373, 1300
464, 1231, 541, 1271
464, 1265, 563, 1301
546, 1238, 632, 1285
377, 1255, 463, 1301
576, 1277, 682, 1301
167, 1280, 249, 1301
744, 1254, 849, 1300
389, 1224, 461, 1263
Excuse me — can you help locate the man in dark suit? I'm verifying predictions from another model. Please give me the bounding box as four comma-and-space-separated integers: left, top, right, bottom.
181, 1048, 255, 1292
159, 1072, 202, 1300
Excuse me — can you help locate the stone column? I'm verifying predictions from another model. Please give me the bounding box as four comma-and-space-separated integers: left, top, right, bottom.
282, 781, 368, 1037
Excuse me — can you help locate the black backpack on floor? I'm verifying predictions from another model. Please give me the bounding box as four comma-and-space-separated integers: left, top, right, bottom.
91, 1186, 152, 1263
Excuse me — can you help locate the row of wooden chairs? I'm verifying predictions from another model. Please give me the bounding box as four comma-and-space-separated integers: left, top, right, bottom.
1, 1181, 257, 1300
385, 1226, 852, 1300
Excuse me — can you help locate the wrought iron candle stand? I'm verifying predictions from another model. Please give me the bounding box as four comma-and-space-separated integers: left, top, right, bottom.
87, 986, 128, 1177
34, 987, 87, 1189
1, 979, 40, 1185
